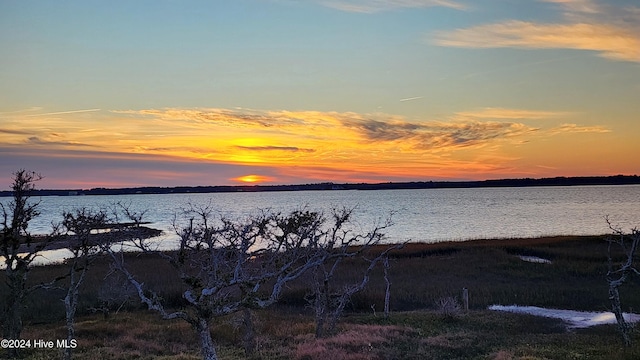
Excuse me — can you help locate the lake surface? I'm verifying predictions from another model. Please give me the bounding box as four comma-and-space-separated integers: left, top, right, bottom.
5, 185, 640, 243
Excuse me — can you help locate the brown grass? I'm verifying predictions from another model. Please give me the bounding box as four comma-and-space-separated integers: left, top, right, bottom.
20, 313, 200, 360
293, 324, 413, 360
6, 235, 640, 359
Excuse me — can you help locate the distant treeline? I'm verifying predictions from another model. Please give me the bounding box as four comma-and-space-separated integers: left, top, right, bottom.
1, 175, 639, 197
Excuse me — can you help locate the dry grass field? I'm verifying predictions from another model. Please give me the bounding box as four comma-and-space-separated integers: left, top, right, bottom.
6, 235, 640, 359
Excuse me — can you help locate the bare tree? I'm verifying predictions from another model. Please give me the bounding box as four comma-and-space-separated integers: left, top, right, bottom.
0, 170, 50, 358
304, 208, 399, 338
57, 208, 109, 360
90, 270, 136, 319
105, 204, 327, 360
605, 218, 640, 346
383, 255, 392, 318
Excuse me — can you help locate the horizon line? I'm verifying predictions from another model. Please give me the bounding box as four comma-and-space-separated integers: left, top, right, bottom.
1, 174, 638, 194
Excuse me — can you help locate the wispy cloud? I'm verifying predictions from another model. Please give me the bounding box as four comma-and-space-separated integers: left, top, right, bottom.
117, 107, 605, 153
2, 105, 613, 186
343, 118, 536, 150
548, 123, 611, 134
25, 109, 102, 117
542, 0, 600, 14
25, 136, 98, 148
435, 21, 640, 62
115, 108, 275, 128
320, 0, 466, 13
0, 128, 32, 135
127, 107, 543, 150
399, 96, 424, 102
0, 107, 43, 116
434, 1, 640, 63
235, 145, 315, 152
456, 107, 571, 120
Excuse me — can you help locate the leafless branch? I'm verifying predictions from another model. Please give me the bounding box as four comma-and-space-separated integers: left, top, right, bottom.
605, 216, 640, 346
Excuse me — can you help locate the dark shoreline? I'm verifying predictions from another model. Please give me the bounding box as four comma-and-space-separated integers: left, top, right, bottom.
23, 226, 163, 253
2, 174, 639, 197
33, 233, 606, 256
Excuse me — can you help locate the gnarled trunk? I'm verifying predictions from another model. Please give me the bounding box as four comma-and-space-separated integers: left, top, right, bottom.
383, 257, 391, 318
609, 283, 632, 346
314, 278, 330, 338
196, 318, 218, 360
64, 281, 80, 360
241, 308, 256, 355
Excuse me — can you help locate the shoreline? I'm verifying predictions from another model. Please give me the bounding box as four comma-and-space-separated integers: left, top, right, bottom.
29, 233, 607, 258
372, 233, 608, 253
2, 175, 639, 197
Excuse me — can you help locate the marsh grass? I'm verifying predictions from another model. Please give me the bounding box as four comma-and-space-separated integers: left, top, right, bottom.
19, 309, 640, 360
7, 235, 640, 359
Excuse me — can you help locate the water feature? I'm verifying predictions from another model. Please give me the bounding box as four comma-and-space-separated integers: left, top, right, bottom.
5, 184, 637, 242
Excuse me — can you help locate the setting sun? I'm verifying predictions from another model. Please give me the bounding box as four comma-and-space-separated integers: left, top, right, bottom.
233, 175, 272, 184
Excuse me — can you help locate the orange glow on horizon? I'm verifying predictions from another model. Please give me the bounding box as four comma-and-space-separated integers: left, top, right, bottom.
233, 175, 273, 184
2, 106, 634, 188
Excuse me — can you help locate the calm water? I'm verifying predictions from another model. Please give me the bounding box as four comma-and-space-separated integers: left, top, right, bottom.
6, 185, 640, 243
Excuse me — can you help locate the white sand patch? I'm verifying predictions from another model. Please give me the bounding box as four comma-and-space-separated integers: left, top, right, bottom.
489, 305, 640, 328
518, 255, 551, 264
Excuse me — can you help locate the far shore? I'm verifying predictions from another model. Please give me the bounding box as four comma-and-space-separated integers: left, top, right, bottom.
1, 174, 639, 197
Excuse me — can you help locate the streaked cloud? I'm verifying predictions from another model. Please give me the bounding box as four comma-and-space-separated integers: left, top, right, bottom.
0, 107, 43, 116
129, 108, 275, 126
342, 118, 536, 150
548, 123, 611, 134
122, 107, 543, 151
434, 1, 640, 63
435, 21, 640, 62
542, 0, 600, 14
25, 108, 102, 117
0, 128, 32, 135
320, 0, 466, 13
22, 106, 606, 154
456, 107, 571, 120
25, 136, 98, 148
399, 96, 424, 102
0, 105, 613, 187
236, 145, 315, 152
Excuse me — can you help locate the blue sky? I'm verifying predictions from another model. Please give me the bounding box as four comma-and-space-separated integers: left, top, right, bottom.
1, 0, 639, 189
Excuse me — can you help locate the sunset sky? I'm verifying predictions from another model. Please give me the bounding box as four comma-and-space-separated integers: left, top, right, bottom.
1, 0, 639, 189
